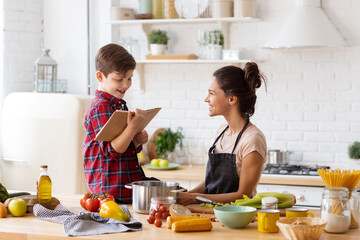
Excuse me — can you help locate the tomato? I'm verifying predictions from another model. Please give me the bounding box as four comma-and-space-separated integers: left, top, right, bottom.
162, 212, 170, 219
98, 193, 115, 202
85, 197, 100, 212
160, 205, 167, 213
150, 209, 157, 216
156, 203, 163, 211
80, 193, 91, 209
147, 215, 155, 224
155, 211, 162, 219
154, 219, 162, 227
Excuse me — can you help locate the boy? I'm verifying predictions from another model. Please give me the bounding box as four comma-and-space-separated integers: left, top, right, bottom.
83, 43, 148, 203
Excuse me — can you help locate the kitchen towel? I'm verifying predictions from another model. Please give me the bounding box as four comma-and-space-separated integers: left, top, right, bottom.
33, 203, 142, 236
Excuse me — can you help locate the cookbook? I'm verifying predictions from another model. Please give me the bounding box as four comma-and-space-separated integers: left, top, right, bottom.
95, 107, 161, 141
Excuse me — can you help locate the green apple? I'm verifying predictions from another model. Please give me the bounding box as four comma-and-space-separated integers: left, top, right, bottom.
8, 199, 27, 217
151, 159, 160, 167
159, 159, 169, 168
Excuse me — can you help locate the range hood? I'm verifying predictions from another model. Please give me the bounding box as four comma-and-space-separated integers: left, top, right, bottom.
263, 0, 347, 49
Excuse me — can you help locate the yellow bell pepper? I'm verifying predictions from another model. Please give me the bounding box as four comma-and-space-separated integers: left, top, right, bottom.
99, 201, 130, 222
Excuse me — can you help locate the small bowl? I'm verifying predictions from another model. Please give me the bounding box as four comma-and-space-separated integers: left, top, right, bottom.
213, 205, 257, 229
276, 217, 327, 240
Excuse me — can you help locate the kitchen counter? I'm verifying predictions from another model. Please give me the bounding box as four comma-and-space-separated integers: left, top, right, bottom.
0, 194, 359, 240
143, 164, 328, 187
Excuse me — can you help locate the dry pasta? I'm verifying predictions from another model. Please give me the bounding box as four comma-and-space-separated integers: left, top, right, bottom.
317, 168, 360, 189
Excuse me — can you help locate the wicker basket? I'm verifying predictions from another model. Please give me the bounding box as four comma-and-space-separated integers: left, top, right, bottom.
276, 217, 327, 240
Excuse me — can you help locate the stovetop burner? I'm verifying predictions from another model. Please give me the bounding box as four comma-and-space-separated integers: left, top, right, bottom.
262, 164, 330, 176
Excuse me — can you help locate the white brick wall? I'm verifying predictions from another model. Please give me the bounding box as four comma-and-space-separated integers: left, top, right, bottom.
2, 0, 360, 169
121, 0, 360, 168
2, 0, 43, 95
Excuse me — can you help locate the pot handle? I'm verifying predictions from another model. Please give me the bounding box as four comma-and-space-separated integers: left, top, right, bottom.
170, 188, 187, 193
125, 183, 133, 189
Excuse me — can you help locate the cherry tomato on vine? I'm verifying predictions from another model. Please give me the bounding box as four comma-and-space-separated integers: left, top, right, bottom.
80, 193, 91, 209
85, 197, 100, 212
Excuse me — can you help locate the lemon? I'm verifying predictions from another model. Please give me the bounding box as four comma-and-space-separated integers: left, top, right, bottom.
137, 152, 146, 161
8, 199, 27, 217
169, 204, 192, 217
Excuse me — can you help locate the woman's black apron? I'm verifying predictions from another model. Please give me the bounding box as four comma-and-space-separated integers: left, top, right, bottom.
205, 120, 249, 194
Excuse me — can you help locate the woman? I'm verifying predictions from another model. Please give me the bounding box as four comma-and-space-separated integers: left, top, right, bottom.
178, 63, 267, 205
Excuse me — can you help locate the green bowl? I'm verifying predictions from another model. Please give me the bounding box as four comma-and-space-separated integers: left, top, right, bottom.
214, 205, 257, 229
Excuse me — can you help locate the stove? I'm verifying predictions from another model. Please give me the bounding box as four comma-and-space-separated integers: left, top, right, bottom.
262, 164, 330, 176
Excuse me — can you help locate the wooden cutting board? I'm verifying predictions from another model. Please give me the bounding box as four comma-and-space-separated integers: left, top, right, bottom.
186, 204, 287, 216
186, 204, 215, 214
146, 54, 198, 60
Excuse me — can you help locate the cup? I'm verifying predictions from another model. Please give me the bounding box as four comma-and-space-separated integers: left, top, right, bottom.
285, 207, 314, 218
257, 209, 280, 233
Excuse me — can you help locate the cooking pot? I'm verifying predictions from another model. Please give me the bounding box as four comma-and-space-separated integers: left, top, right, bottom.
125, 181, 186, 214
267, 149, 292, 165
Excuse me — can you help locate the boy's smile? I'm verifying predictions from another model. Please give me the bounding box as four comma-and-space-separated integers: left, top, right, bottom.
97, 70, 134, 99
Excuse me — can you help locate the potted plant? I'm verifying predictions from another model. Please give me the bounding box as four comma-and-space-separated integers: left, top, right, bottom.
148, 29, 169, 55
206, 30, 224, 60
348, 141, 360, 161
152, 127, 184, 161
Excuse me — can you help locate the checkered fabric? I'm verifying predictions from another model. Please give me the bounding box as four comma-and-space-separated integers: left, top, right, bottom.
83, 90, 143, 203
33, 203, 142, 236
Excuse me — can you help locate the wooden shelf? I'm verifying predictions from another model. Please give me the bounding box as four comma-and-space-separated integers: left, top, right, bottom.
108, 17, 261, 25
135, 59, 251, 92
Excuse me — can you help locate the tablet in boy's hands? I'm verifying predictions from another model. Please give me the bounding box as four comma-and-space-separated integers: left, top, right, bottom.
95, 107, 161, 141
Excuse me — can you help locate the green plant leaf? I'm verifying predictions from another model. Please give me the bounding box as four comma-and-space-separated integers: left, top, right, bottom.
148, 30, 169, 44
348, 141, 360, 159
153, 127, 184, 157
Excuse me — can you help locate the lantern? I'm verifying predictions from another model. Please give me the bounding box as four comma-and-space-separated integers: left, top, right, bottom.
34, 49, 57, 92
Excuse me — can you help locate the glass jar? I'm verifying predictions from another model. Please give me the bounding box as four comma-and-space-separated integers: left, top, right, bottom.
149, 196, 175, 220
321, 187, 351, 233
350, 188, 359, 229
261, 196, 278, 209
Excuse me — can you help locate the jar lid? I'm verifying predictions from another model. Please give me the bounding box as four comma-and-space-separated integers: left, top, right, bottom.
261, 196, 278, 204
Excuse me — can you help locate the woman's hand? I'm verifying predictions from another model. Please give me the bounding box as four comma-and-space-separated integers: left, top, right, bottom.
177, 192, 197, 206
133, 130, 148, 147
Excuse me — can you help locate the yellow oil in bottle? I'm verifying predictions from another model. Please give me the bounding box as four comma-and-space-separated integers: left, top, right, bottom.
37, 165, 52, 209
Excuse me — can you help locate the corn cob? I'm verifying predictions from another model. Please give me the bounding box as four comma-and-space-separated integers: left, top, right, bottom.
166, 216, 204, 229
171, 218, 213, 232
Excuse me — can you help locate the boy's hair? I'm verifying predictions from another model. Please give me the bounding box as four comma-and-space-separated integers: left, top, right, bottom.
95, 43, 136, 77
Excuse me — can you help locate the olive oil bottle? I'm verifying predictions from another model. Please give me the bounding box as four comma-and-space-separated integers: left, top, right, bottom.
37, 165, 52, 209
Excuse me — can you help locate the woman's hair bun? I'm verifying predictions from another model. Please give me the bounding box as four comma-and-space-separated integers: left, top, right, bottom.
244, 62, 264, 92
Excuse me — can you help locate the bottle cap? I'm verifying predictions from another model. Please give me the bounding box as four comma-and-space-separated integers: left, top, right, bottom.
40, 165, 48, 169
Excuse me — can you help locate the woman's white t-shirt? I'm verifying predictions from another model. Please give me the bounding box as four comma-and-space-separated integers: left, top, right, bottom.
213, 123, 267, 196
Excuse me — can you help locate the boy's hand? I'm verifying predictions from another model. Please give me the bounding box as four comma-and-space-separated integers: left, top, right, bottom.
127, 108, 145, 131
133, 130, 148, 147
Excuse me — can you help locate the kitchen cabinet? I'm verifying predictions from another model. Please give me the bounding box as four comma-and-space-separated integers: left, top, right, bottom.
108, 16, 261, 91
